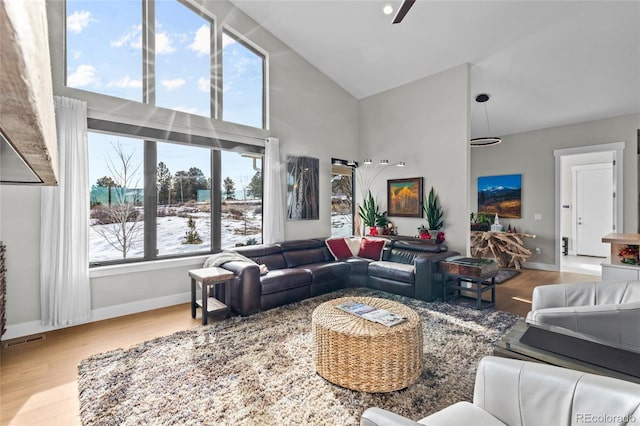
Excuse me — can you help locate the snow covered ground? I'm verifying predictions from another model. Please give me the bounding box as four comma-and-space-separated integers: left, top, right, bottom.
90, 211, 262, 263
331, 214, 353, 238
90, 209, 352, 262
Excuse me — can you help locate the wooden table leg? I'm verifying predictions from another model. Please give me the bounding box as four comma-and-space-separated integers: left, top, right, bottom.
191, 278, 197, 318
201, 281, 208, 325
490, 277, 496, 305
224, 279, 231, 318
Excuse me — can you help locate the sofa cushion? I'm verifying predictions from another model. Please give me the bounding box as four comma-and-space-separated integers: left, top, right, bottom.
283, 247, 330, 267
343, 257, 374, 275
233, 244, 287, 270
368, 261, 415, 284
325, 238, 354, 260
280, 239, 332, 267
260, 269, 311, 295
301, 261, 351, 283
359, 238, 386, 261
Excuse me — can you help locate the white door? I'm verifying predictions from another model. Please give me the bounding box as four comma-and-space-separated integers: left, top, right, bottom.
574, 164, 613, 257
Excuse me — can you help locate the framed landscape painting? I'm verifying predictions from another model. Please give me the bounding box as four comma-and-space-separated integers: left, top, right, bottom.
478, 174, 522, 218
387, 177, 423, 217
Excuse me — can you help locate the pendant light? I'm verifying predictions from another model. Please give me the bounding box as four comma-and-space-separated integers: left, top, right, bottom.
470, 93, 501, 147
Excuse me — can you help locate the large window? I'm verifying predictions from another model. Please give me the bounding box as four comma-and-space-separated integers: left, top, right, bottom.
155, 1, 211, 116
62, 0, 268, 265
88, 131, 263, 265
89, 133, 144, 263
156, 143, 212, 256
221, 152, 263, 248
222, 31, 265, 128
66, 0, 142, 101
65, 0, 266, 128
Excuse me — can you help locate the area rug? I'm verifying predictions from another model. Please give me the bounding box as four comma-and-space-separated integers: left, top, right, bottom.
78, 288, 518, 425
495, 269, 520, 284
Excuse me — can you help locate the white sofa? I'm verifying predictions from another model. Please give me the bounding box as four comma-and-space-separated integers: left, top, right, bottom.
525, 280, 640, 349
360, 356, 640, 426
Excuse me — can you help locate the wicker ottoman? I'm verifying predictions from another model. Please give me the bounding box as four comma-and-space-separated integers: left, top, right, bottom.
312, 296, 423, 393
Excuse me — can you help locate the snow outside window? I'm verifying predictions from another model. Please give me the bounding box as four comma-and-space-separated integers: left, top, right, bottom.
220, 152, 263, 248
156, 143, 211, 256
89, 133, 145, 263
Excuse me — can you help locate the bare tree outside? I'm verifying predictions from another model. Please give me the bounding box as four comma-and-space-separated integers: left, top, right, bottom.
91, 142, 143, 259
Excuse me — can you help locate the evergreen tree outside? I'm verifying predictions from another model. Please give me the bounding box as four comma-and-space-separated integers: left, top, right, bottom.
182, 216, 202, 244
188, 167, 208, 197
173, 167, 208, 203
223, 176, 236, 200
246, 171, 262, 199
157, 161, 173, 205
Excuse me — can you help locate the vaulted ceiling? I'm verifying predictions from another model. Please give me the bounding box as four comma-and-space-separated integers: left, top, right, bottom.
231, 1, 640, 138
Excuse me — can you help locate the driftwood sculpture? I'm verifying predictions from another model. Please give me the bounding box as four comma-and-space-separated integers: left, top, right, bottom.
470, 231, 536, 270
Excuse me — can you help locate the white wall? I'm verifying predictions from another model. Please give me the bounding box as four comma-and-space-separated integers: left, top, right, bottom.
0, 186, 41, 325
471, 113, 639, 268
1, 0, 359, 338
359, 64, 470, 253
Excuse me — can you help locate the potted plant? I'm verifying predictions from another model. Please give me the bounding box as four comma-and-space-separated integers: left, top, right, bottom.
423, 187, 444, 237
359, 191, 386, 236
470, 212, 491, 231
376, 211, 389, 235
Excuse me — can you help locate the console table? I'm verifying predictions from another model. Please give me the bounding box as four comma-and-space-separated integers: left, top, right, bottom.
470, 231, 536, 270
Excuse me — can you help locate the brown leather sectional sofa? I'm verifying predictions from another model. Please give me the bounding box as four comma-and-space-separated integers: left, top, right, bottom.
222, 238, 459, 316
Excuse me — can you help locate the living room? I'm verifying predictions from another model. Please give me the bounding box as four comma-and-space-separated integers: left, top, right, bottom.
1, 0, 639, 424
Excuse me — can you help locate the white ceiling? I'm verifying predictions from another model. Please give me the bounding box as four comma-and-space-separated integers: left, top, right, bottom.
230, 0, 640, 138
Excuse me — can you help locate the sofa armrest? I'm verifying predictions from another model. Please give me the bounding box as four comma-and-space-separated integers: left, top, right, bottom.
474, 356, 581, 426
360, 408, 419, 426
413, 257, 435, 301
413, 251, 458, 301
531, 282, 599, 310
474, 356, 640, 426
221, 261, 261, 316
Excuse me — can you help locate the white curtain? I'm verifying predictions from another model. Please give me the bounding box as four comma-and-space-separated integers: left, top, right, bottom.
263, 137, 285, 243
40, 96, 91, 326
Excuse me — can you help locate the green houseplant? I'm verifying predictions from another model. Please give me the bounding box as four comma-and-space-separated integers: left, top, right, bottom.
359, 191, 387, 235
470, 212, 491, 231
423, 187, 444, 231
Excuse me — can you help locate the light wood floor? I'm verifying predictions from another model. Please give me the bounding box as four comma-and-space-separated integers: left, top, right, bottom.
0, 268, 596, 426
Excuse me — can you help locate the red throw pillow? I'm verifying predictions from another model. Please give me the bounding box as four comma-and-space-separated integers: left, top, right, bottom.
325, 238, 354, 260
358, 238, 386, 261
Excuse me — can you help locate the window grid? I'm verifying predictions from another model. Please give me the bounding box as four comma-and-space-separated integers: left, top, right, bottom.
63, 0, 266, 266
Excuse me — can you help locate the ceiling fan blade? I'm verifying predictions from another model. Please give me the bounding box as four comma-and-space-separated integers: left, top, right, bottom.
392, 0, 416, 24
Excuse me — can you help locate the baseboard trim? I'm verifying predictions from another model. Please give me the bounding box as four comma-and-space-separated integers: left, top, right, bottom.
2, 292, 191, 341
523, 261, 559, 272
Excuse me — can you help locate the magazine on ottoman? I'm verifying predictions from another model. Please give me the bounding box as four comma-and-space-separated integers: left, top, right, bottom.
336, 301, 407, 326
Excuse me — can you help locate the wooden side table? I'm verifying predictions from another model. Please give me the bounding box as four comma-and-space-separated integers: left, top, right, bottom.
189, 267, 234, 325
441, 257, 498, 309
